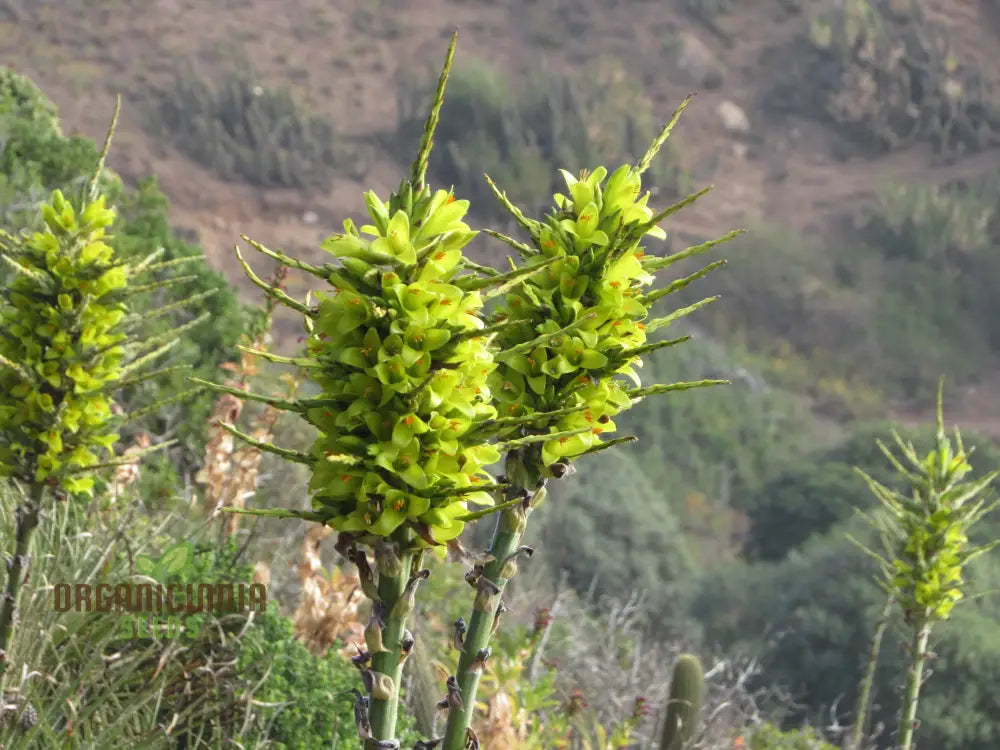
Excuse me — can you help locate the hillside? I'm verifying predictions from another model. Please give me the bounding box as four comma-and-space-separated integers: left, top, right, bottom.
3, 0, 1000, 429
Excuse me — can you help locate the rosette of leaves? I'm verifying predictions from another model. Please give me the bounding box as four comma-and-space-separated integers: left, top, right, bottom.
0, 102, 213, 677
852, 384, 1000, 750
440, 99, 742, 749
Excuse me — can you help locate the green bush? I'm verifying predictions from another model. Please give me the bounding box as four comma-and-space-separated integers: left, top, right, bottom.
776, 0, 1000, 156
174, 536, 424, 749
867, 180, 997, 264
852, 178, 1000, 398
236, 604, 421, 749
150, 63, 344, 189
739, 722, 839, 749
0, 68, 115, 230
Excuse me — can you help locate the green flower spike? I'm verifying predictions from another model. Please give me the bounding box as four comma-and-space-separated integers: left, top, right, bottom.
441, 97, 741, 750
482, 102, 742, 469
852, 382, 1000, 750
0, 101, 207, 495
0, 98, 211, 677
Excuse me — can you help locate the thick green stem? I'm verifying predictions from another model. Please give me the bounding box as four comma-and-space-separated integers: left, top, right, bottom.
367, 530, 414, 745
898, 617, 932, 750
0, 481, 44, 680
849, 593, 894, 750
441, 492, 529, 750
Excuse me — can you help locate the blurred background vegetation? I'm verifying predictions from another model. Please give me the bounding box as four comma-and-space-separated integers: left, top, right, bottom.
2, 0, 1000, 746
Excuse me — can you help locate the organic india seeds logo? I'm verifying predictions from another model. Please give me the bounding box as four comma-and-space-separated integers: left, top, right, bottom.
52, 542, 266, 641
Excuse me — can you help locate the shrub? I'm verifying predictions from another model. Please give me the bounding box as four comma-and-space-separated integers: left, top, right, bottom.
770, 0, 1000, 156
739, 722, 840, 749
0, 68, 114, 230
854, 178, 1000, 398
866, 180, 997, 264
149, 63, 345, 189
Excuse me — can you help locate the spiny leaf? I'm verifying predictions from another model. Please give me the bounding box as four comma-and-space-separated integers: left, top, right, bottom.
642, 229, 745, 272
216, 420, 316, 466
644, 260, 727, 304
234, 243, 312, 315
626, 378, 729, 399
240, 234, 328, 279
634, 94, 694, 176
411, 30, 458, 189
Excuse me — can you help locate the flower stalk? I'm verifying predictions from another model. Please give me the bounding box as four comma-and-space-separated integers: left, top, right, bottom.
0, 481, 42, 676
852, 381, 1000, 750
366, 530, 416, 741
848, 592, 894, 750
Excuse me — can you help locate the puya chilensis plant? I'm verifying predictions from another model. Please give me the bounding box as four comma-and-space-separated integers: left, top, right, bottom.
194, 34, 558, 746
202, 33, 738, 748
0, 99, 213, 680
440, 99, 741, 749
851, 382, 1000, 750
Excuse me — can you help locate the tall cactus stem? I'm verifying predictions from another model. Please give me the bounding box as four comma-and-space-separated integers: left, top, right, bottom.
659, 653, 705, 750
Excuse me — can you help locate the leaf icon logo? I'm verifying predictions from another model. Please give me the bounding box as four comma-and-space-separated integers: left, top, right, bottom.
135, 554, 156, 576
160, 543, 192, 576
134, 542, 193, 581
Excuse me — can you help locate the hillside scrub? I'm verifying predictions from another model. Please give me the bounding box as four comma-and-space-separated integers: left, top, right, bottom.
4, 29, 1000, 750
149, 59, 346, 189
770, 0, 1000, 157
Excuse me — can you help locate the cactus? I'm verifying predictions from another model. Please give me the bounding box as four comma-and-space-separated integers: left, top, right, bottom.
659, 653, 706, 750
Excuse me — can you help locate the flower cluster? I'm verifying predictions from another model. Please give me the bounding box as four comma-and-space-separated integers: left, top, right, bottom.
0, 187, 206, 495
856, 393, 1000, 623
301, 183, 502, 543
0, 191, 126, 494
488, 150, 731, 467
